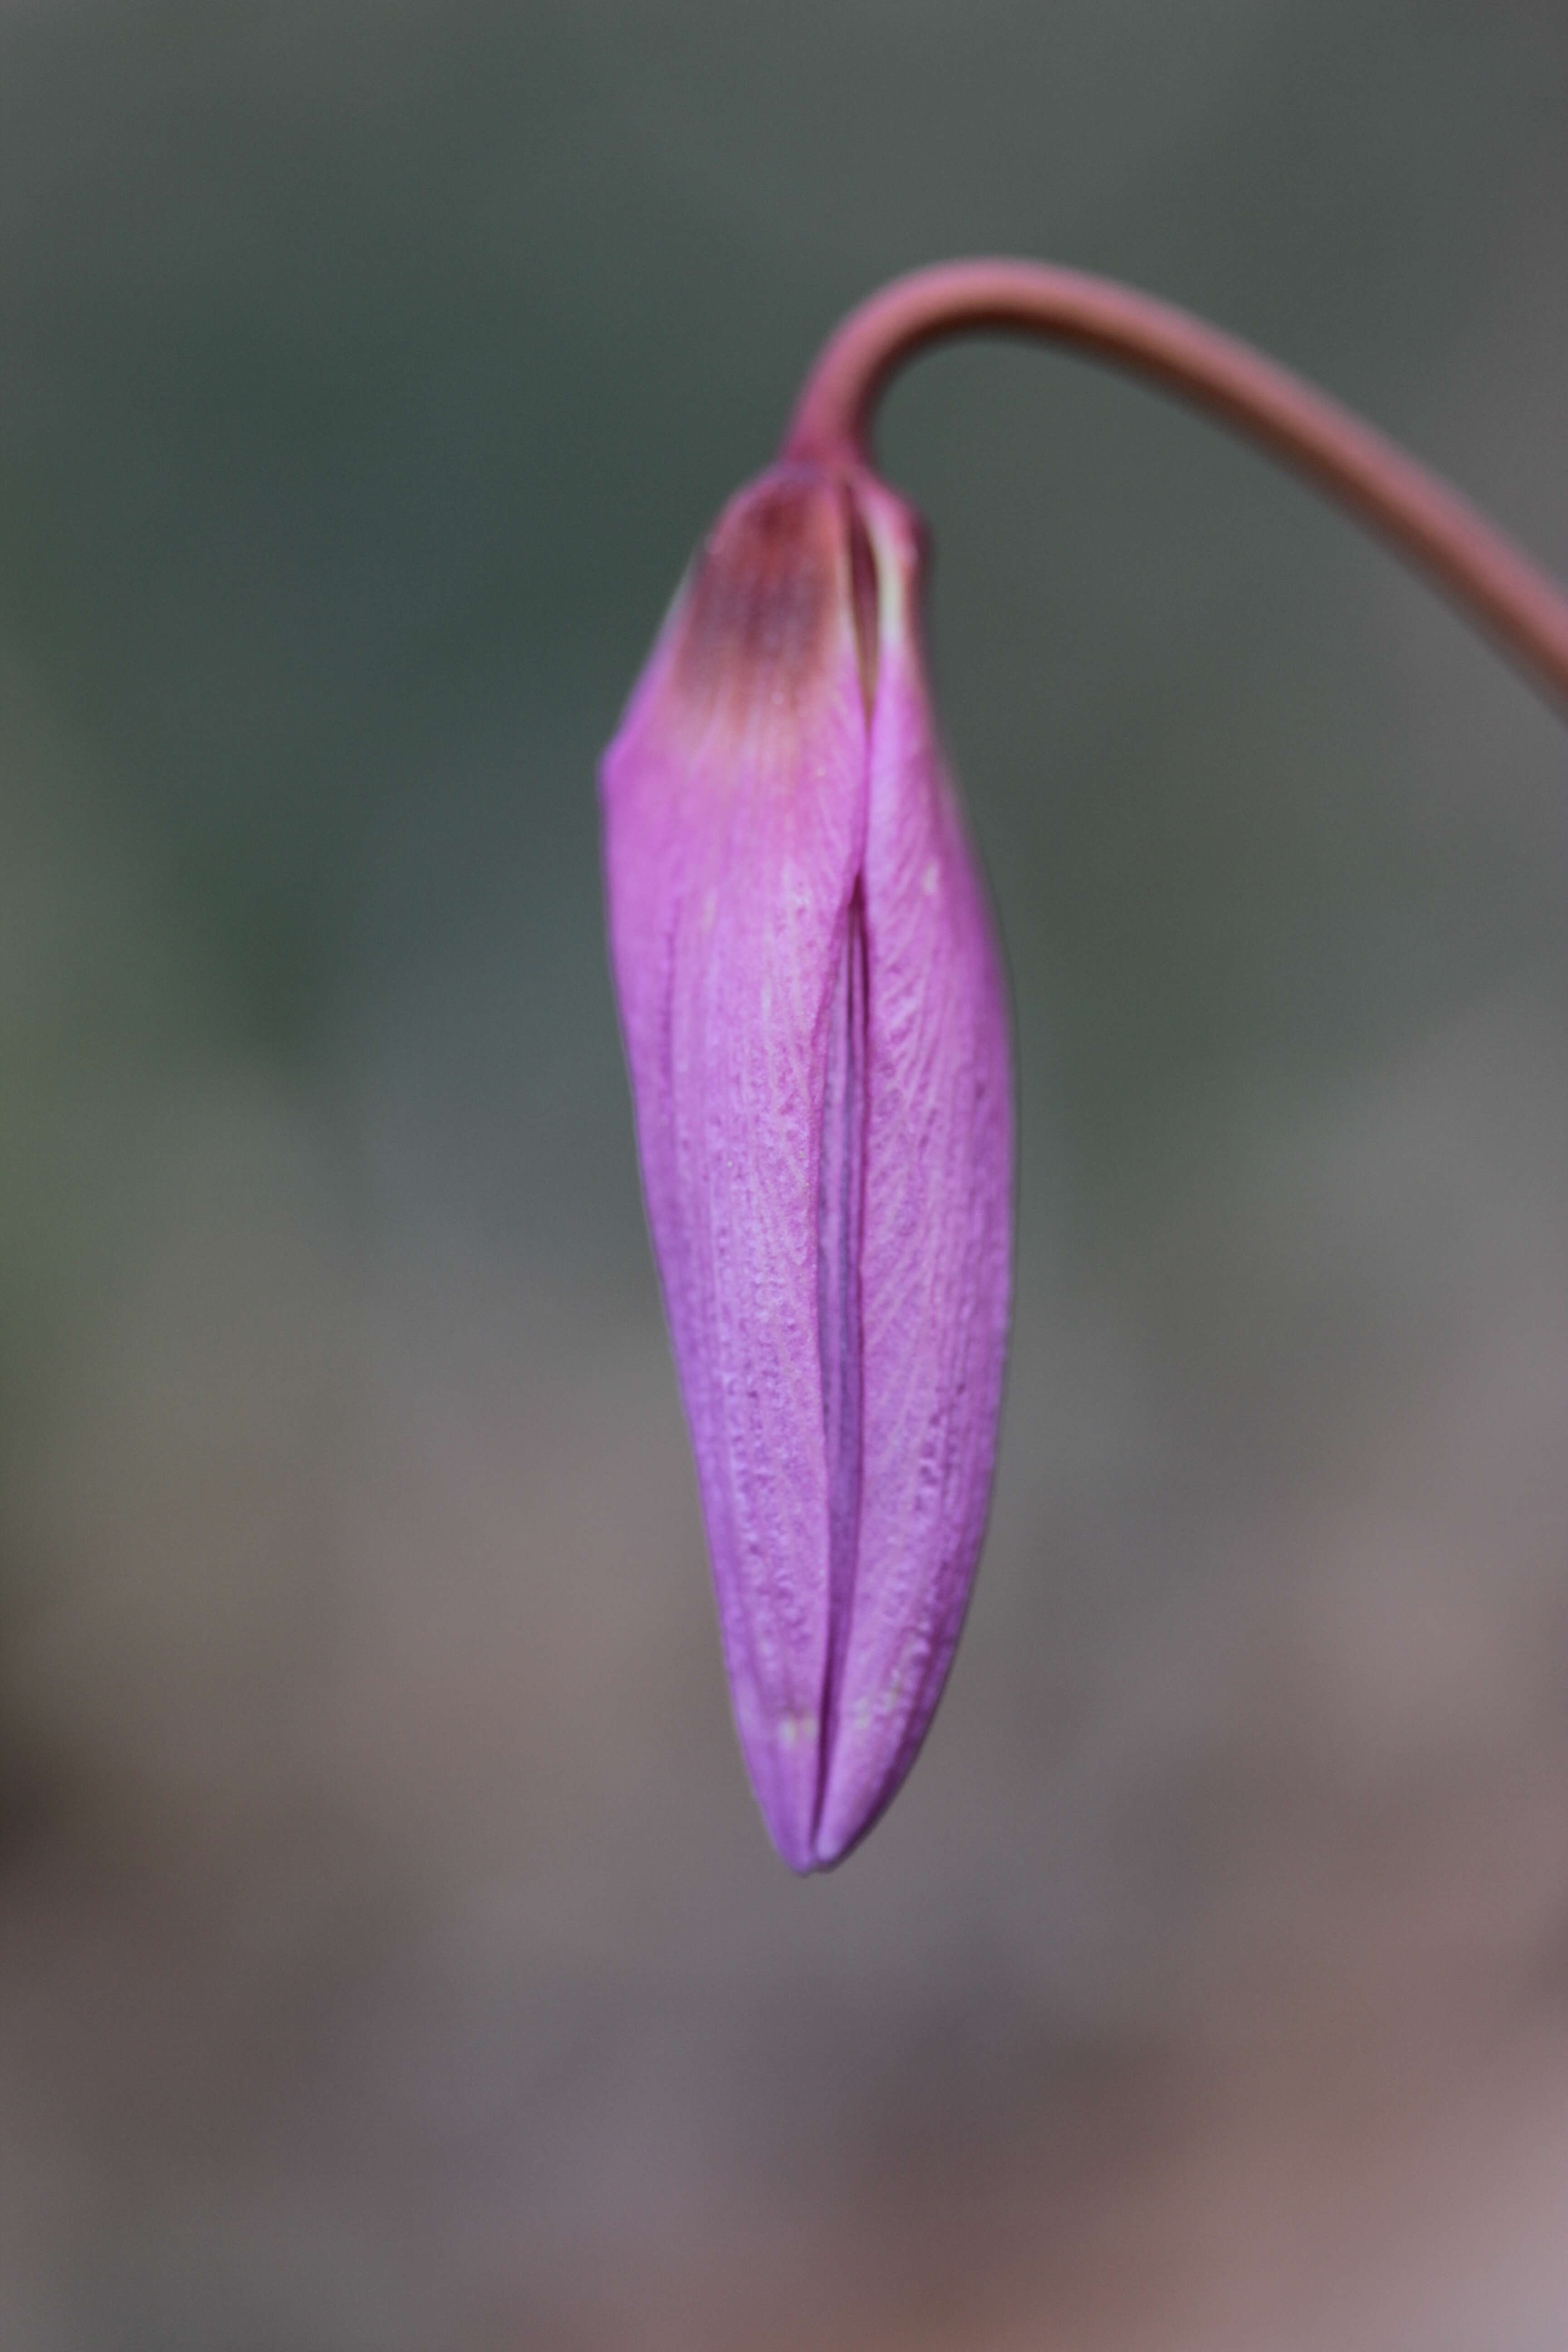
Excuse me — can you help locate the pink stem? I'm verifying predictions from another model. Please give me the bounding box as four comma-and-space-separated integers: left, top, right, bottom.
784, 260, 1568, 711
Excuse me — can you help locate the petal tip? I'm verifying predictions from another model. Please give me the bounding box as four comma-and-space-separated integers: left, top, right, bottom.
742, 1711, 825, 1876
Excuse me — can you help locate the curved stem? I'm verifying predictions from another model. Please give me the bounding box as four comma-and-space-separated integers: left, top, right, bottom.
784, 260, 1568, 711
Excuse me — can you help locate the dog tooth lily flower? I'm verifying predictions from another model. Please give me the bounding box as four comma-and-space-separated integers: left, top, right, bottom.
601, 261, 1568, 1872
601, 457, 1013, 1871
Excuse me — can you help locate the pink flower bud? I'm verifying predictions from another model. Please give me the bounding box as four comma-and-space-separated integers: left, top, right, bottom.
600, 461, 1014, 1870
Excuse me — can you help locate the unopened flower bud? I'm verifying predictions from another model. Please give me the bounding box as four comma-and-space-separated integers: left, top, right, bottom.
601, 459, 1013, 1870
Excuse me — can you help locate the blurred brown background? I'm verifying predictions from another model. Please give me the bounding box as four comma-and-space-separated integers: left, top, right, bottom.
2, 4, 1567, 2345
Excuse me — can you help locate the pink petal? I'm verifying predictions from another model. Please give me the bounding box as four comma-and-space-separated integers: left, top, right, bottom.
812, 481, 1015, 1867
600, 464, 871, 1868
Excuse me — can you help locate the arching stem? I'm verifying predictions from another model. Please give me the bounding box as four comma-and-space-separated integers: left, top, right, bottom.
784, 260, 1568, 711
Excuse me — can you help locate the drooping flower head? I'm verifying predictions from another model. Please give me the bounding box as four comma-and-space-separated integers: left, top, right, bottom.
600, 252, 1568, 1868
600, 456, 1013, 1871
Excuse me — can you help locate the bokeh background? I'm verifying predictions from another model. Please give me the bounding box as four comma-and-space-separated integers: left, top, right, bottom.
2, 4, 1567, 2345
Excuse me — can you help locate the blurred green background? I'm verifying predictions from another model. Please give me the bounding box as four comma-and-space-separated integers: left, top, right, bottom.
2, 5, 1567, 2346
